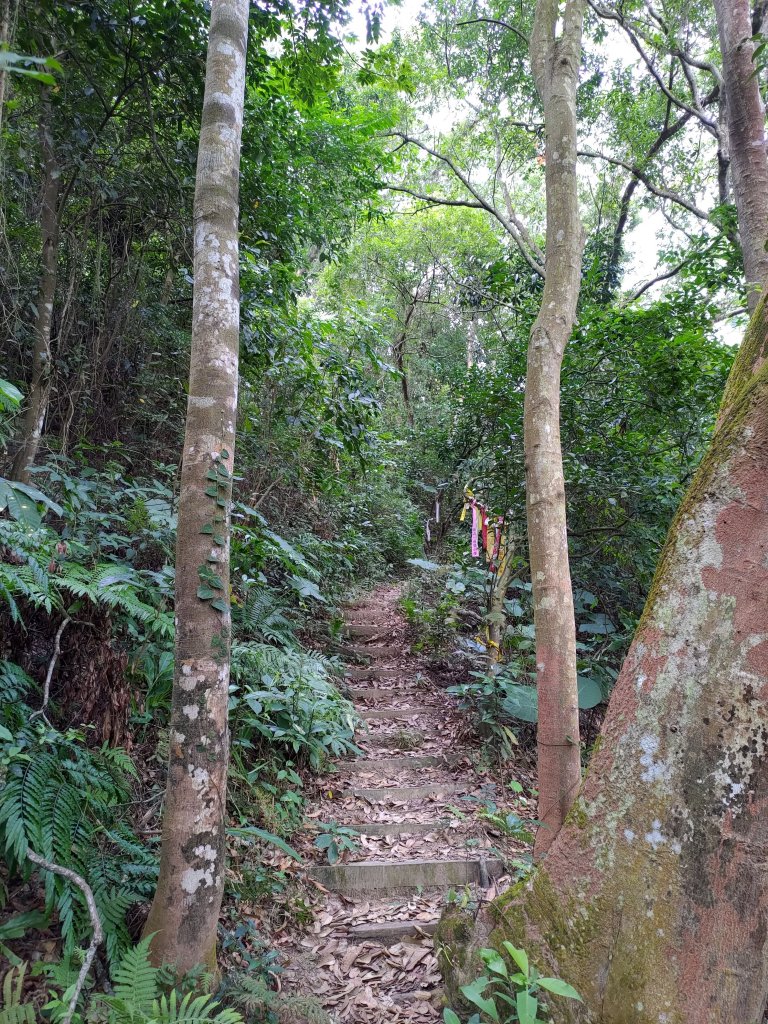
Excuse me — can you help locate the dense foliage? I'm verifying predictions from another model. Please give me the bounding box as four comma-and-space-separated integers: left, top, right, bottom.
0, 0, 750, 1014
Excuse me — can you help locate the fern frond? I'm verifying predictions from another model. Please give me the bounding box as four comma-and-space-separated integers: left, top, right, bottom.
110, 936, 159, 1011
0, 964, 35, 1024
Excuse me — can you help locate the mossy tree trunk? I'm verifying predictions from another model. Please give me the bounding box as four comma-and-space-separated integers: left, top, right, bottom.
445, 299, 768, 1022
714, 0, 768, 309
142, 0, 249, 973
525, 0, 586, 856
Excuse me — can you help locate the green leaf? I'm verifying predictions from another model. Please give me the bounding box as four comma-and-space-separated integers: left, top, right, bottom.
197, 586, 214, 600
577, 675, 603, 709
479, 949, 508, 977
200, 523, 214, 534
515, 990, 538, 1024
228, 826, 302, 861
407, 557, 441, 571
210, 598, 228, 612
537, 978, 582, 1001
205, 485, 218, 497
443, 1011, 462, 1024
459, 979, 499, 1022
501, 942, 529, 977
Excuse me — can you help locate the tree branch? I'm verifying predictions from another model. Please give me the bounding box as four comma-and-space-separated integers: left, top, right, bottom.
579, 148, 711, 221
455, 17, 529, 44
26, 850, 103, 1024
386, 132, 545, 277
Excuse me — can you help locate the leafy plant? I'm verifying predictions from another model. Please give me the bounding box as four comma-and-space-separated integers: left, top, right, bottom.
43, 936, 243, 1024
445, 943, 581, 1024
230, 643, 360, 769
313, 822, 360, 864
0, 712, 157, 962
0, 963, 35, 1024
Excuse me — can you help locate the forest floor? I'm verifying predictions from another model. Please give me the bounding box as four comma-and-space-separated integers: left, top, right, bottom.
265, 584, 537, 1023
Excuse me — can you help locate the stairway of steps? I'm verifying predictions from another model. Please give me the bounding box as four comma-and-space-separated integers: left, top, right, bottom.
277, 585, 530, 1023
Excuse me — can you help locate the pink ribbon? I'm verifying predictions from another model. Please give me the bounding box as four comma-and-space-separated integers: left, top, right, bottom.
471, 503, 480, 557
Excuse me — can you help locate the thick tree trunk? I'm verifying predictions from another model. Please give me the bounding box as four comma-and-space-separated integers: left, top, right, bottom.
143, 0, 249, 974
525, 0, 586, 856
715, 0, 768, 308
11, 94, 59, 483
441, 299, 768, 1022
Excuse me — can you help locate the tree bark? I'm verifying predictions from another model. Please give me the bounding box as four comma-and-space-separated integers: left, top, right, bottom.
714, 0, 768, 308
525, 0, 586, 856
142, 0, 249, 974
394, 294, 416, 426
11, 92, 59, 484
441, 297, 768, 1022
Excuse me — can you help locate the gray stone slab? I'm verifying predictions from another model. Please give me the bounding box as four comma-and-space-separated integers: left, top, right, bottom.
348, 919, 439, 942
343, 644, 402, 658
309, 857, 504, 893
348, 686, 421, 701
345, 667, 402, 681
349, 782, 467, 801
342, 754, 448, 772
363, 707, 432, 720
344, 819, 451, 836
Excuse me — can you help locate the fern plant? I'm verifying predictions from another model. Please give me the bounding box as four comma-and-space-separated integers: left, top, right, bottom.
43, 937, 243, 1024
0, 964, 35, 1024
0, 715, 157, 962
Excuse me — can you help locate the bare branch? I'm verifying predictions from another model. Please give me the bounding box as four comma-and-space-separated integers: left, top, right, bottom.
29, 615, 71, 725
455, 17, 529, 45
386, 131, 545, 277
26, 849, 103, 1024
579, 148, 712, 221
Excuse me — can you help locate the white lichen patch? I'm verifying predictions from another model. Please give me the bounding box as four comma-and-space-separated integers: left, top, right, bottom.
182, 704, 199, 720
181, 866, 215, 894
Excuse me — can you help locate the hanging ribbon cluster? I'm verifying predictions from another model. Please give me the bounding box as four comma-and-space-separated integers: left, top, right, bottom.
460, 488, 510, 573
424, 494, 441, 545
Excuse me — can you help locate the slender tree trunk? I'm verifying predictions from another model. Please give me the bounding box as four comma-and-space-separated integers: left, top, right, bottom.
394, 297, 416, 426
525, 0, 586, 857
12, 93, 59, 483
143, 0, 249, 974
715, 0, 768, 308
440, 298, 768, 1021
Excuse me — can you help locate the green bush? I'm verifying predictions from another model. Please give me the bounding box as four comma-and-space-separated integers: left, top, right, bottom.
230, 643, 361, 769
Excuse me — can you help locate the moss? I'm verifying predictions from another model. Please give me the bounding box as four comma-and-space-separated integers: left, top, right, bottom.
564, 797, 588, 829
434, 902, 484, 1007
637, 322, 768, 633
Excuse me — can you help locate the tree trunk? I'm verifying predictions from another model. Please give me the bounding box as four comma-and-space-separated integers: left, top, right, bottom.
11, 93, 59, 484
525, 0, 586, 856
441, 298, 768, 1022
394, 296, 416, 426
142, 0, 249, 974
715, 0, 768, 309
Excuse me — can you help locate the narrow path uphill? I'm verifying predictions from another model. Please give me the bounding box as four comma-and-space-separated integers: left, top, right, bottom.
278, 584, 535, 1023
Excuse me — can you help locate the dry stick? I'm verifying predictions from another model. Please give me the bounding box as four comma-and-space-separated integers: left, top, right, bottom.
26, 849, 104, 1024
29, 615, 70, 724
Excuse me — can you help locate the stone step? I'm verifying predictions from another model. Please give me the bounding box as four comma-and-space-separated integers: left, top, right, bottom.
363, 707, 432, 721
344, 819, 451, 836
348, 782, 467, 801
345, 666, 403, 681
348, 686, 421, 701
309, 857, 504, 893
364, 732, 436, 750
343, 754, 449, 772
342, 623, 386, 638
343, 644, 402, 659
348, 919, 439, 942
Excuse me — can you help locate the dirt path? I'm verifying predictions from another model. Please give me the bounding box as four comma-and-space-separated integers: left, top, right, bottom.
277, 585, 534, 1023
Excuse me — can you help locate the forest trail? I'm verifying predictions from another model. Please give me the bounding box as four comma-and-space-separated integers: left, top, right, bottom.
277, 584, 533, 1023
